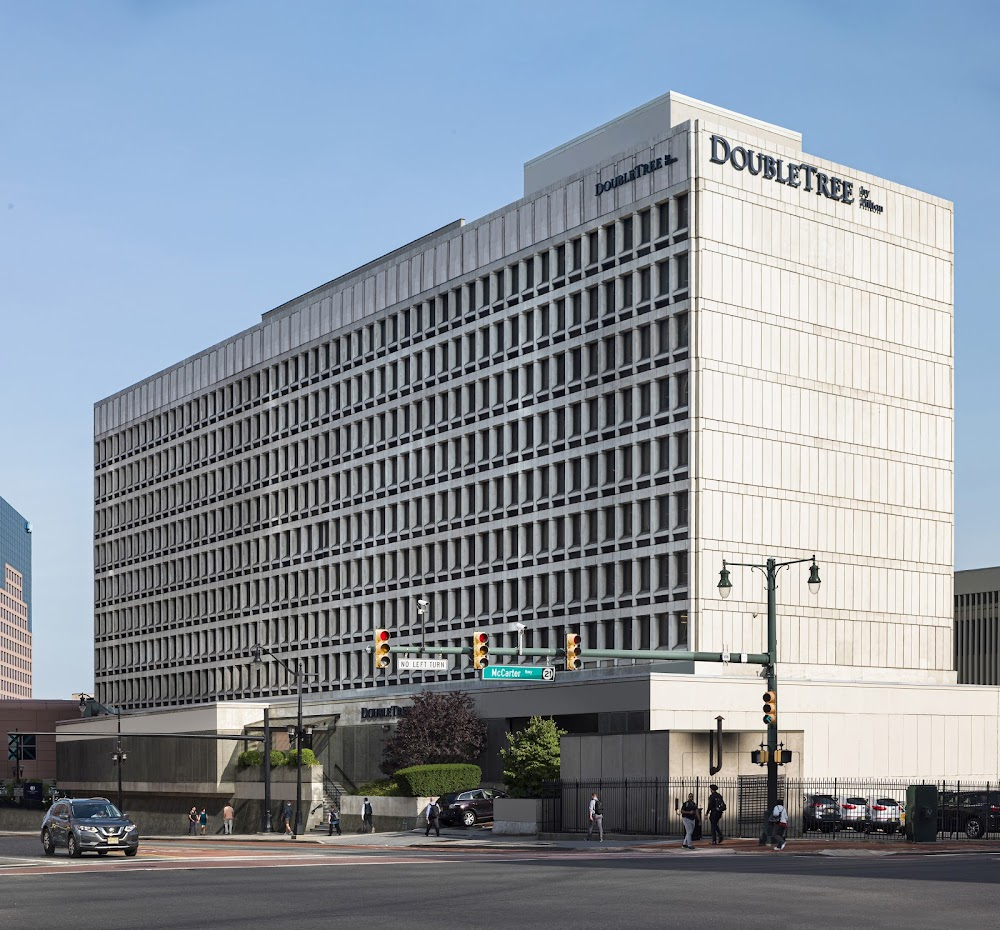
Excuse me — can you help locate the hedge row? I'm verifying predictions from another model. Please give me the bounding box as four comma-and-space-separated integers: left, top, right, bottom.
238, 749, 316, 768
393, 764, 482, 797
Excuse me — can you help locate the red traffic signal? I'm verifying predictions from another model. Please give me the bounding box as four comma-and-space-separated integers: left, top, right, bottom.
472, 631, 490, 670
374, 628, 391, 669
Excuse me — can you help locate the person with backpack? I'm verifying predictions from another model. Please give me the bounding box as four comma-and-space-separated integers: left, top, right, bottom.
770, 798, 789, 850
707, 784, 727, 844
586, 793, 604, 842
362, 797, 374, 834
327, 806, 341, 836
424, 797, 441, 837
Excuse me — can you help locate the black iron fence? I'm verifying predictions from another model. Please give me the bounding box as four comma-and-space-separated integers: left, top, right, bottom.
540, 777, 1000, 842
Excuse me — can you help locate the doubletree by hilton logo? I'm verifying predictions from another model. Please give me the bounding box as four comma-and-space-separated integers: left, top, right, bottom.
709, 134, 884, 215
594, 152, 678, 196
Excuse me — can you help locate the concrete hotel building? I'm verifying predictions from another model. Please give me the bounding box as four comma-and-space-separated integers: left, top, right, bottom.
0, 496, 32, 699
91, 92, 983, 782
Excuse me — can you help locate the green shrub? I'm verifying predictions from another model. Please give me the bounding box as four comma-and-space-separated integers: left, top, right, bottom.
356, 778, 401, 797
500, 716, 566, 798
238, 749, 263, 767
394, 763, 481, 798
286, 748, 317, 767
270, 749, 287, 767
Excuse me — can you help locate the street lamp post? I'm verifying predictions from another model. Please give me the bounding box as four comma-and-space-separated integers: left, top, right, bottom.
718, 554, 821, 842
75, 692, 125, 813
251, 645, 314, 837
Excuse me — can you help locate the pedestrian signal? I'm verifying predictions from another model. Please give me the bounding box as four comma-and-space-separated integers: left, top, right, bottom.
774, 749, 792, 765
565, 632, 582, 670
373, 628, 391, 669
762, 691, 777, 726
472, 631, 490, 670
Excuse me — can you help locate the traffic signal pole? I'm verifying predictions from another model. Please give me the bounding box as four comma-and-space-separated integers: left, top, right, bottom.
765, 558, 779, 837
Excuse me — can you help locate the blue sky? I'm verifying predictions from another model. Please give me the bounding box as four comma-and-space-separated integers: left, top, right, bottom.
1, 0, 996, 699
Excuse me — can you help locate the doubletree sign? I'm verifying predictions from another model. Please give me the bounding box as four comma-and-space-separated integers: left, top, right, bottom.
708, 134, 884, 215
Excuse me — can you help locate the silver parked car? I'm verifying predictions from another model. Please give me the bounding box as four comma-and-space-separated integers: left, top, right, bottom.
41, 797, 139, 857
867, 797, 902, 834
839, 796, 870, 832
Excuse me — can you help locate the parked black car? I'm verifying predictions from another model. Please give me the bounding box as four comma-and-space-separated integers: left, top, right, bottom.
938, 790, 1000, 839
437, 788, 508, 827
802, 794, 841, 833
40, 797, 139, 857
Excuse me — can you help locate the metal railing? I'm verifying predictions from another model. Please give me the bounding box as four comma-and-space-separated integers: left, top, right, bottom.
540, 777, 1000, 842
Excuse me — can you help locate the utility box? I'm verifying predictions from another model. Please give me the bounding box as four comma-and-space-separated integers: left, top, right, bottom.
905, 784, 938, 843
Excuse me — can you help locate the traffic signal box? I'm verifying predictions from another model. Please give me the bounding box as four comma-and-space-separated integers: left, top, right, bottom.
472, 631, 490, 669
373, 628, 391, 668
565, 632, 582, 670
762, 691, 777, 725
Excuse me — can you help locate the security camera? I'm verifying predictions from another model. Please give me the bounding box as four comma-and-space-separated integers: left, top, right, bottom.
416, 598, 429, 610
514, 622, 527, 632
752, 612, 758, 619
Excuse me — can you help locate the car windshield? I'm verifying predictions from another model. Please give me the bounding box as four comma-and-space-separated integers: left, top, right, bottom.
437, 794, 459, 805
72, 801, 122, 819
845, 797, 867, 805
875, 798, 898, 806
812, 796, 837, 803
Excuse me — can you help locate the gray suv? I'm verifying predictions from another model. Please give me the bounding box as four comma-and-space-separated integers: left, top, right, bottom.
41, 797, 139, 857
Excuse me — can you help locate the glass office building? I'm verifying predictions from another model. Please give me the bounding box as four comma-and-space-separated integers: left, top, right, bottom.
0, 495, 32, 698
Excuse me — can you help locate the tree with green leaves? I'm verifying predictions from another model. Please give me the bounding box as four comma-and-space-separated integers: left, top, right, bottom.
500, 715, 567, 798
380, 691, 487, 776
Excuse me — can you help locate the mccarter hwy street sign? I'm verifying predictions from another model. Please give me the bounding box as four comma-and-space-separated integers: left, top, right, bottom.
482, 666, 556, 682
397, 657, 450, 671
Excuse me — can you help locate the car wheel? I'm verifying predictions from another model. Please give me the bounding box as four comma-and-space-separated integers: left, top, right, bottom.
42, 829, 55, 856
462, 810, 477, 827
68, 834, 82, 858
965, 817, 984, 839
125, 847, 138, 857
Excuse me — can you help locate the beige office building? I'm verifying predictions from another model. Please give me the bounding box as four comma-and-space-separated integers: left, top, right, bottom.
89, 92, 995, 781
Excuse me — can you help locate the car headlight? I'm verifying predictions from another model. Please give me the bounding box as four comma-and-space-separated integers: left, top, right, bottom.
127, 825, 138, 834
78, 826, 99, 833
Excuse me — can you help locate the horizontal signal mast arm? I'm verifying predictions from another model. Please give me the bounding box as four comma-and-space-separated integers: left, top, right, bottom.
388, 644, 768, 665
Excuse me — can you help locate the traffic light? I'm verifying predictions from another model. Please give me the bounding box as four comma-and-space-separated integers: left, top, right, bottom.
762, 691, 777, 726
472, 631, 490, 670
373, 628, 391, 669
774, 749, 792, 765
751, 748, 770, 766
565, 632, 582, 670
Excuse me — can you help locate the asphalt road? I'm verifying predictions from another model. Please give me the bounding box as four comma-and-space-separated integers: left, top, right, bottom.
1, 835, 998, 929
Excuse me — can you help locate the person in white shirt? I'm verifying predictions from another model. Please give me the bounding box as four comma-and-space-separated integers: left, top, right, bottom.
586, 793, 604, 842
771, 799, 788, 850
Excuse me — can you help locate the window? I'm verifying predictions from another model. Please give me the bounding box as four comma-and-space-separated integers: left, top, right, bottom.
676, 312, 689, 349
658, 261, 670, 295
676, 254, 689, 291
657, 201, 670, 238
604, 224, 616, 258
587, 231, 598, 265
676, 193, 689, 230
622, 217, 633, 252
639, 209, 651, 244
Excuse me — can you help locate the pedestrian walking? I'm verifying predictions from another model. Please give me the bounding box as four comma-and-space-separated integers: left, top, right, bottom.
586, 793, 604, 842
770, 798, 789, 850
223, 803, 235, 835
199, 808, 208, 835
282, 800, 294, 835
707, 784, 727, 845
424, 797, 441, 837
327, 807, 341, 836
680, 792, 699, 849
362, 797, 374, 834
187, 806, 198, 835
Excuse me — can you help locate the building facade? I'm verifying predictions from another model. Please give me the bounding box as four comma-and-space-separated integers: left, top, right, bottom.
0, 496, 32, 699
91, 93, 966, 778
955, 566, 1000, 685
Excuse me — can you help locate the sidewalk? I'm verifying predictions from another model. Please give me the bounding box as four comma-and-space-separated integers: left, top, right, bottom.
130, 829, 1000, 856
